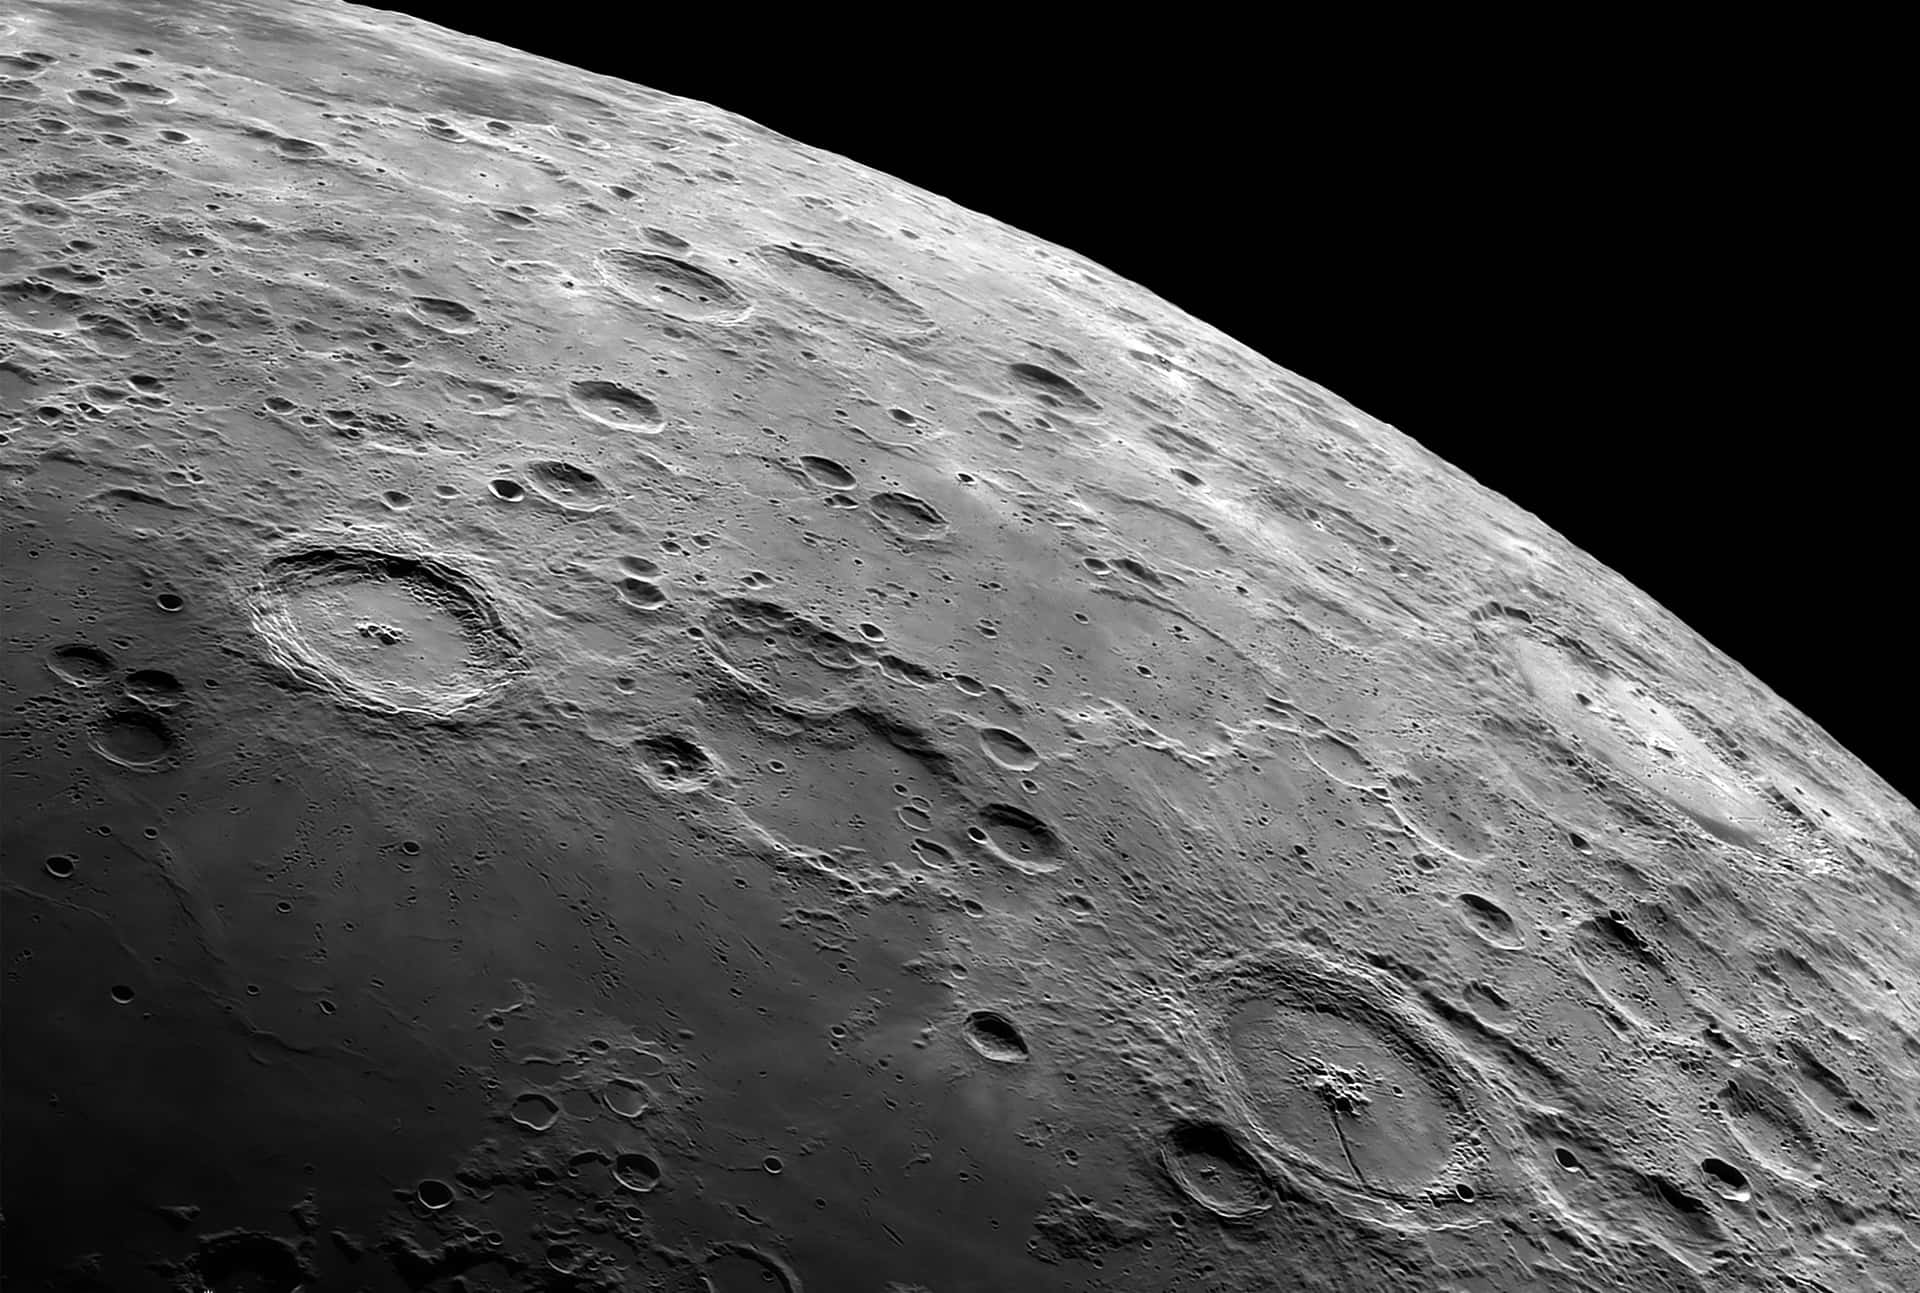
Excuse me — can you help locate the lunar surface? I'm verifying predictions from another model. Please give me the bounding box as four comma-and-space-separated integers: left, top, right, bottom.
2, 3, 1917, 1291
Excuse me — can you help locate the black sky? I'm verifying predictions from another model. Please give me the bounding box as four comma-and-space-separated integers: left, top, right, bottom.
363, 7, 1903, 800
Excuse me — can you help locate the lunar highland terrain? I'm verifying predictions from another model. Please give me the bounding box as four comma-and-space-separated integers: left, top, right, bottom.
2, 2, 1917, 1290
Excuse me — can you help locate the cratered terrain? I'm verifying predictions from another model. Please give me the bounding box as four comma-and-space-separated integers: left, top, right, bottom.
2, 2, 1917, 1291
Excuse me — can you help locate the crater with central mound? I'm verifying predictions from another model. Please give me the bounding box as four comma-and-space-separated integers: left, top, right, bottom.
1200, 945, 1490, 1202
248, 546, 523, 716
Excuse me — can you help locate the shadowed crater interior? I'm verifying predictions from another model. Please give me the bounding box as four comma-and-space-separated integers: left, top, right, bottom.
962, 1009, 1030, 1062
1161, 1119, 1275, 1220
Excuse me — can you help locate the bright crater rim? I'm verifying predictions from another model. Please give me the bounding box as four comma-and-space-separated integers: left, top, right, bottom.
247, 546, 524, 716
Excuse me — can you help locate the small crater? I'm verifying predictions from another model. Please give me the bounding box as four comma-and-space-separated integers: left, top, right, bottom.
971, 802, 1065, 874
437, 373, 521, 416
123, 667, 186, 708
1161, 1120, 1273, 1219
1649, 1174, 1716, 1225
908, 837, 953, 870
1457, 893, 1524, 950
510, 1092, 560, 1132
634, 732, 717, 791
868, 491, 949, 539
704, 1243, 798, 1293
978, 726, 1039, 771
67, 87, 127, 111
619, 577, 668, 609
798, 455, 856, 488
962, 1009, 1030, 1062
117, 80, 174, 104
248, 546, 523, 716
407, 296, 480, 333
595, 248, 749, 322
1700, 1156, 1750, 1201
1008, 361, 1099, 411
187, 1231, 310, 1293
567, 378, 664, 432
602, 1079, 651, 1118
416, 1179, 454, 1210
90, 708, 175, 769
878, 653, 935, 685
613, 1151, 661, 1191
524, 458, 608, 510
487, 478, 525, 502
47, 642, 114, 685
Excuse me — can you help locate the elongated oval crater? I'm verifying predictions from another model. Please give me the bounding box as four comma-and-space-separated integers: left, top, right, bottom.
962, 1009, 1030, 1062
868, 491, 948, 539
595, 248, 749, 322
969, 802, 1065, 874
753, 242, 935, 334
1161, 1120, 1273, 1219
567, 378, 663, 432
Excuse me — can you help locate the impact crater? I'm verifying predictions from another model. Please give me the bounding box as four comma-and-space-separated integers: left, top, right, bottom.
595, 248, 749, 322
248, 546, 523, 716
1204, 945, 1490, 1202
